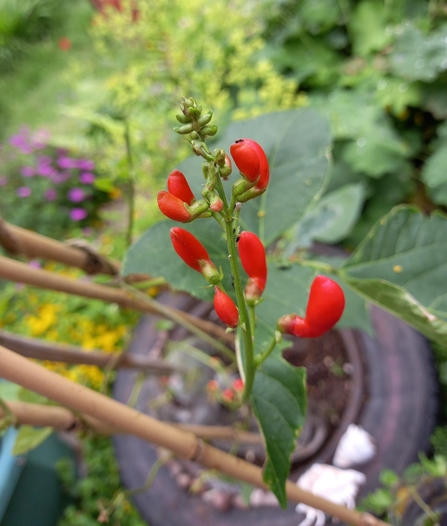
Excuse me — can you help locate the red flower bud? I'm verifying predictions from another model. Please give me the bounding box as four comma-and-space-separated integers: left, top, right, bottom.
230, 139, 269, 189
167, 169, 195, 205
277, 276, 345, 338
232, 378, 244, 392
222, 388, 234, 402
170, 227, 215, 273
230, 139, 260, 183
220, 154, 232, 179
237, 231, 267, 302
157, 191, 193, 222
213, 286, 239, 328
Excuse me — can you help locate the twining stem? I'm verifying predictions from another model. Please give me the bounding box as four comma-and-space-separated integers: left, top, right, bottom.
213, 174, 255, 402
224, 216, 255, 403
0, 345, 389, 526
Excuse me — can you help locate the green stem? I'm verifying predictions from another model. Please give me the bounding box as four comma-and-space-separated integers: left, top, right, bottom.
222, 211, 255, 403
124, 122, 136, 249
121, 283, 235, 361
248, 304, 256, 334
295, 259, 339, 274
255, 333, 280, 367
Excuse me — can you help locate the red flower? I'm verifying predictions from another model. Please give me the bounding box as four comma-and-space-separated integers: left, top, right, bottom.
237, 231, 267, 302
232, 378, 244, 392
230, 139, 269, 190
157, 191, 193, 222
213, 287, 239, 328
167, 169, 195, 205
170, 227, 213, 272
277, 276, 345, 338
58, 37, 71, 51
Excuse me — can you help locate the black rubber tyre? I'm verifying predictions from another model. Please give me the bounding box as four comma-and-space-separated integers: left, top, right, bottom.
113, 294, 438, 526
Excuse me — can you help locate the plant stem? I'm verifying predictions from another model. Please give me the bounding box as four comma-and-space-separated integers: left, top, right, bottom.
213, 174, 255, 402
255, 332, 280, 366
295, 258, 339, 274
223, 212, 255, 403
124, 121, 136, 248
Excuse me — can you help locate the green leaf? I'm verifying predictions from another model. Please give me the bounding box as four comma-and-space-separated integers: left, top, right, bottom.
251, 357, 306, 508
13, 425, 53, 456
421, 141, 447, 191
349, 0, 391, 56
313, 183, 366, 243
390, 24, 447, 82
341, 206, 447, 344
341, 131, 408, 178
177, 109, 331, 245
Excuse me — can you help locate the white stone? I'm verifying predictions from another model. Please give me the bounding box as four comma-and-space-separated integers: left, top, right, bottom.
295, 464, 366, 526
333, 424, 376, 468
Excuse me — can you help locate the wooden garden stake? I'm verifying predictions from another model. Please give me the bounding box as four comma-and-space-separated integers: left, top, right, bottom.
0, 344, 389, 526
0, 255, 234, 349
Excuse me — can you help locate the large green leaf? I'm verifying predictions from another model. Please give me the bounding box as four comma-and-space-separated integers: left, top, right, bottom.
390, 24, 447, 82
349, 0, 391, 56
341, 206, 447, 343
251, 357, 306, 508
421, 142, 447, 202
176, 109, 331, 245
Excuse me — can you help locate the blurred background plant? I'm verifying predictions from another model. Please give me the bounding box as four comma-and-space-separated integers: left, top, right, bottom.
0, 126, 115, 238
260, 0, 447, 246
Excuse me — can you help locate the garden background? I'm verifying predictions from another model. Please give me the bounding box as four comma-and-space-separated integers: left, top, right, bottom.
1, 0, 447, 524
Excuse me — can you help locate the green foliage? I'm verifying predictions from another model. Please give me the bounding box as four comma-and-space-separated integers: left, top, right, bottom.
262, 0, 447, 245
0, 0, 69, 70
251, 359, 306, 508
57, 436, 146, 526
54, 0, 308, 211
340, 206, 447, 345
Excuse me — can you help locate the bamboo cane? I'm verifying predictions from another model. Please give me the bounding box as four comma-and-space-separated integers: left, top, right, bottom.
0, 344, 388, 526
0, 402, 263, 443
0, 220, 120, 276
0, 330, 186, 374
0, 255, 234, 347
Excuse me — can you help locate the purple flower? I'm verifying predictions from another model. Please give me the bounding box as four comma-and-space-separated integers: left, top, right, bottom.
9, 128, 32, 154
52, 172, 70, 183
38, 164, 57, 178
28, 260, 41, 269
76, 159, 95, 171
17, 186, 32, 198
38, 155, 52, 166
0, 176, 7, 186
58, 156, 77, 169
68, 187, 85, 203
21, 166, 35, 178
79, 172, 95, 185
70, 208, 88, 221
44, 189, 57, 201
